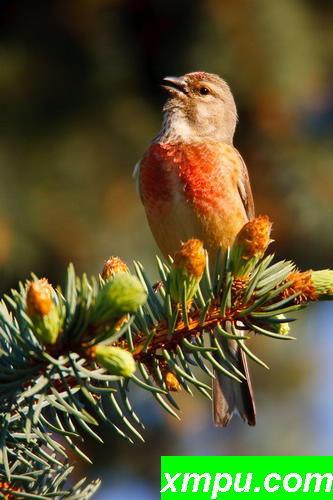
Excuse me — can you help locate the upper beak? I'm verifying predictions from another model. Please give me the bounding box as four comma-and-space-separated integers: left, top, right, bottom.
161, 76, 188, 95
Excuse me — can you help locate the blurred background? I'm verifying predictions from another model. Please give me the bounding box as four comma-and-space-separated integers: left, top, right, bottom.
0, 0, 332, 497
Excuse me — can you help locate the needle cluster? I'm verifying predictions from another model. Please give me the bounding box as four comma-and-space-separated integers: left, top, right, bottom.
0, 217, 332, 497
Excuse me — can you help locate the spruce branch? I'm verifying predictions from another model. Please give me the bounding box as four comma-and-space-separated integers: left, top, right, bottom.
0, 216, 332, 496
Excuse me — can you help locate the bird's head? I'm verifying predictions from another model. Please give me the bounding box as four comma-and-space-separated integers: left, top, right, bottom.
159, 71, 237, 143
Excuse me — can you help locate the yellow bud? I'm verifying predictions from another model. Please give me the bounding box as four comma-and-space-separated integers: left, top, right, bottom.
174, 239, 206, 280
26, 279, 61, 345
101, 256, 129, 281
231, 216, 273, 278
27, 279, 53, 317
169, 239, 206, 304
165, 371, 181, 392
235, 216, 272, 261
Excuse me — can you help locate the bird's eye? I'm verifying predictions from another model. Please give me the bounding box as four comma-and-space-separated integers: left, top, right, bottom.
199, 87, 209, 95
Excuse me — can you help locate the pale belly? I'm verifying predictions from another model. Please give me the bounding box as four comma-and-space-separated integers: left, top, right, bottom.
146, 185, 247, 262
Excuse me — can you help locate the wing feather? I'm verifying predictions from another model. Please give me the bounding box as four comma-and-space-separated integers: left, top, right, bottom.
233, 148, 255, 220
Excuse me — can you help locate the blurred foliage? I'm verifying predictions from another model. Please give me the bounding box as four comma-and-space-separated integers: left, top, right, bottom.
0, 0, 332, 293
0, 0, 332, 497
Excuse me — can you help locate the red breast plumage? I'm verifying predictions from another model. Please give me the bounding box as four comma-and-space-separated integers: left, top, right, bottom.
139, 141, 248, 262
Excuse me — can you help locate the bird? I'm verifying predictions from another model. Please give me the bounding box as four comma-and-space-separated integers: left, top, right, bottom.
135, 71, 256, 426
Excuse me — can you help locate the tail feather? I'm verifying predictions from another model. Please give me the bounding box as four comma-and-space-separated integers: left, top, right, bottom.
212, 335, 256, 426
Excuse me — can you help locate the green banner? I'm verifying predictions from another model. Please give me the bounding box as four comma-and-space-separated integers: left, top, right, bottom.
161, 456, 333, 498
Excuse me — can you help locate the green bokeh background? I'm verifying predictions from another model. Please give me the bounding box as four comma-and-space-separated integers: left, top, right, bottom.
0, 1, 332, 498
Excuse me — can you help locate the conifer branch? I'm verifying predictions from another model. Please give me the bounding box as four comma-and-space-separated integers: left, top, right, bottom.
0, 216, 332, 496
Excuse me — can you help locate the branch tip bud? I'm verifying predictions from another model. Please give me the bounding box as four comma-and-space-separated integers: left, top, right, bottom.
27, 278, 53, 318
235, 216, 272, 260
95, 345, 136, 377
101, 256, 129, 281
231, 216, 272, 278
165, 371, 181, 391
170, 239, 206, 303
26, 279, 61, 345
173, 239, 206, 280
312, 270, 333, 300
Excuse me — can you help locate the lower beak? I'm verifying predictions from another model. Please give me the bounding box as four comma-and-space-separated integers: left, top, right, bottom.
161, 76, 188, 95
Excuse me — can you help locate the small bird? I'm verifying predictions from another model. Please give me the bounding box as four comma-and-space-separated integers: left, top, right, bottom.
135, 71, 256, 426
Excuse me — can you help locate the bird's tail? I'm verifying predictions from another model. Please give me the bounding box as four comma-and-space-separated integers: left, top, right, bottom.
212, 333, 256, 426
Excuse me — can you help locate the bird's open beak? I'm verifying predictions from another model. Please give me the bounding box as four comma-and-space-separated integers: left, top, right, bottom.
161, 76, 188, 96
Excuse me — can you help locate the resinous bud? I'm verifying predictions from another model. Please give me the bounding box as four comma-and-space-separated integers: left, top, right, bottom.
26, 279, 61, 345
231, 216, 272, 278
312, 270, 333, 300
169, 239, 206, 303
95, 345, 136, 377
165, 371, 181, 391
101, 256, 129, 281
27, 278, 53, 317
92, 273, 147, 325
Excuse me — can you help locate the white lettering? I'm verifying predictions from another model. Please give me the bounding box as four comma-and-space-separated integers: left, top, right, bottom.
303, 473, 333, 493
211, 473, 232, 499
234, 472, 253, 492
264, 473, 281, 493
181, 473, 211, 492
160, 473, 182, 493
283, 473, 302, 492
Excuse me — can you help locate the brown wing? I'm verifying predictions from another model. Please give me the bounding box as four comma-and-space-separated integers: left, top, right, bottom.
233, 148, 255, 221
